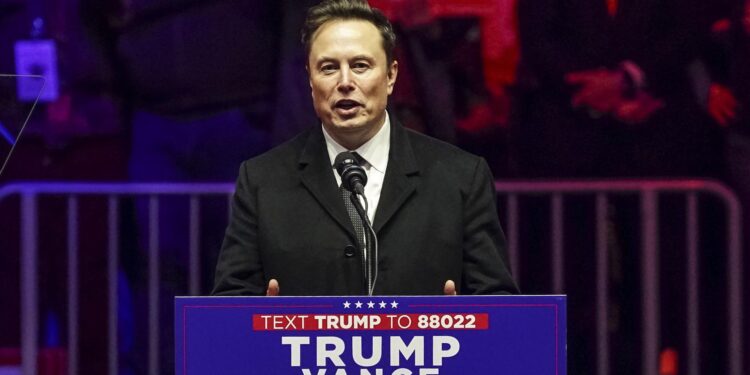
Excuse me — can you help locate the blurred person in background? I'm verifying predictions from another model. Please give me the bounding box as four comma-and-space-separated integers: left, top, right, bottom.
516, 0, 723, 373
704, 0, 750, 219
80, 0, 315, 373
516, 0, 719, 179
377, 0, 521, 177
701, 1, 750, 370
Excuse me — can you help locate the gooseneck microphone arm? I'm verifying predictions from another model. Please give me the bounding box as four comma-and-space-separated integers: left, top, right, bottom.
334, 151, 379, 296
349, 192, 378, 296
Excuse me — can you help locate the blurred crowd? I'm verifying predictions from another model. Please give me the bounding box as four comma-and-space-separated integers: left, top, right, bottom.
1, 0, 747, 182
1, 0, 749, 374
0, 0, 747, 184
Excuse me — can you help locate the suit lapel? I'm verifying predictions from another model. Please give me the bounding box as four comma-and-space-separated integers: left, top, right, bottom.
373, 117, 420, 233
298, 127, 358, 240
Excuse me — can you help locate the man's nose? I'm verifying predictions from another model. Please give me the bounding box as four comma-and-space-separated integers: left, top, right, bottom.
337, 67, 355, 93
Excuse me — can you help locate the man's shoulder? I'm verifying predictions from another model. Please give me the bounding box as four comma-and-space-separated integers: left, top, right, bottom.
403, 127, 483, 170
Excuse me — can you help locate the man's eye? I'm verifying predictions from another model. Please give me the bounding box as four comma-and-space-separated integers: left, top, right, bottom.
320, 65, 337, 73
352, 62, 370, 72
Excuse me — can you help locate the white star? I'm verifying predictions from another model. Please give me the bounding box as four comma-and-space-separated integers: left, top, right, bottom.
355, 301, 363, 308
367, 301, 375, 308
379, 301, 387, 308
343, 301, 351, 308
390, 301, 399, 309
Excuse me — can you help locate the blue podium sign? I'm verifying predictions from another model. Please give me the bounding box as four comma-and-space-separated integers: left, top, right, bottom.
175, 295, 566, 375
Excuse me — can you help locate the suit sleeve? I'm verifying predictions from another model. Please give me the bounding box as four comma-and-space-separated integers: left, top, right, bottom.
211, 161, 266, 296
461, 158, 520, 295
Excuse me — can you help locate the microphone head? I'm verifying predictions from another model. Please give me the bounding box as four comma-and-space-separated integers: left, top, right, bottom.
334, 151, 367, 194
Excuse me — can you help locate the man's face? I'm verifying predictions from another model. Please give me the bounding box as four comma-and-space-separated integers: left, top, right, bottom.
308, 19, 397, 146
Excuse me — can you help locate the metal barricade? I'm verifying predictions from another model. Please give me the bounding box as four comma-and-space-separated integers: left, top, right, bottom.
0, 180, 743, 375
496, 179, 743, 375
0, 182, 234, 375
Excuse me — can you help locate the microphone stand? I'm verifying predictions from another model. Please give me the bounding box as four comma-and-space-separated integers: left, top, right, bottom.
349, 191, 378, 296
334, 151, 378, 296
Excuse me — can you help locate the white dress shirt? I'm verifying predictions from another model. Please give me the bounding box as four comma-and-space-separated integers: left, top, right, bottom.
322, 113, 390, 223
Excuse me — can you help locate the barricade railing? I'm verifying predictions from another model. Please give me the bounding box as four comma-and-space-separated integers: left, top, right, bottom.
0, 180, 743, 375
0, 182, 235, 375
495, 179, 743, 375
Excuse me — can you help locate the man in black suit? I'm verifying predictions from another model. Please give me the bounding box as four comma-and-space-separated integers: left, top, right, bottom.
212, 0, 518, 297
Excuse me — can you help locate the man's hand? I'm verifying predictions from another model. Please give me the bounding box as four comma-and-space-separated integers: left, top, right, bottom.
565, 68, 626, 113
707, 83, 737, 127
443, 280, 457, 296
266, 279, 280, 296
613, 91, 664, 124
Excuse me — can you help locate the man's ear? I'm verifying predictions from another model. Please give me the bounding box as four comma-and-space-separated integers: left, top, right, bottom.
387, 60, 398, 94
307, 64, 316, 99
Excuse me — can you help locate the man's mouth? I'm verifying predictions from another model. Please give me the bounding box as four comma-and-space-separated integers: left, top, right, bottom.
334, 99, 362, 111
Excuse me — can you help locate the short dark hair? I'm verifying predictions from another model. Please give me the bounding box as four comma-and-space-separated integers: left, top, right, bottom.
301, 0, 397, 66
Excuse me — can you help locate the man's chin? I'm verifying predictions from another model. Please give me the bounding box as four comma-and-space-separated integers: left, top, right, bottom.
329, 119, 367, 132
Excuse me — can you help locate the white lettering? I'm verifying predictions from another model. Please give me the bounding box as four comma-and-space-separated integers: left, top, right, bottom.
317, 336, 346, 367
260, 315, 271, 329
390, 336, 424, 367
286, 335, 459, 369
397, 316, 411, 329
432, 336, 460, 366
352, 336, 382, 367
386, 315, 397, 328
282, 336, 310, 367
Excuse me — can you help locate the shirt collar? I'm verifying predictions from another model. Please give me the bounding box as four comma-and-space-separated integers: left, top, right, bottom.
322, 112, 390, 174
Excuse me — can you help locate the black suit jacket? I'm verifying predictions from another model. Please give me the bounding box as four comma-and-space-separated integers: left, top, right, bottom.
212, 116, 518, 296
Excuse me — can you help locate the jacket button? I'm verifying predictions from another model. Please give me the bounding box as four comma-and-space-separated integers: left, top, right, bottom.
344, 245, 356, 257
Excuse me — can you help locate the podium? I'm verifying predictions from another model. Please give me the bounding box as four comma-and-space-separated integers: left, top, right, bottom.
175, 295, 566, 374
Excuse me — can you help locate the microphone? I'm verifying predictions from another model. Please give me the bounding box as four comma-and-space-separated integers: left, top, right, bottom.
334, 152, 367, 195
333, 151, 378, 295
